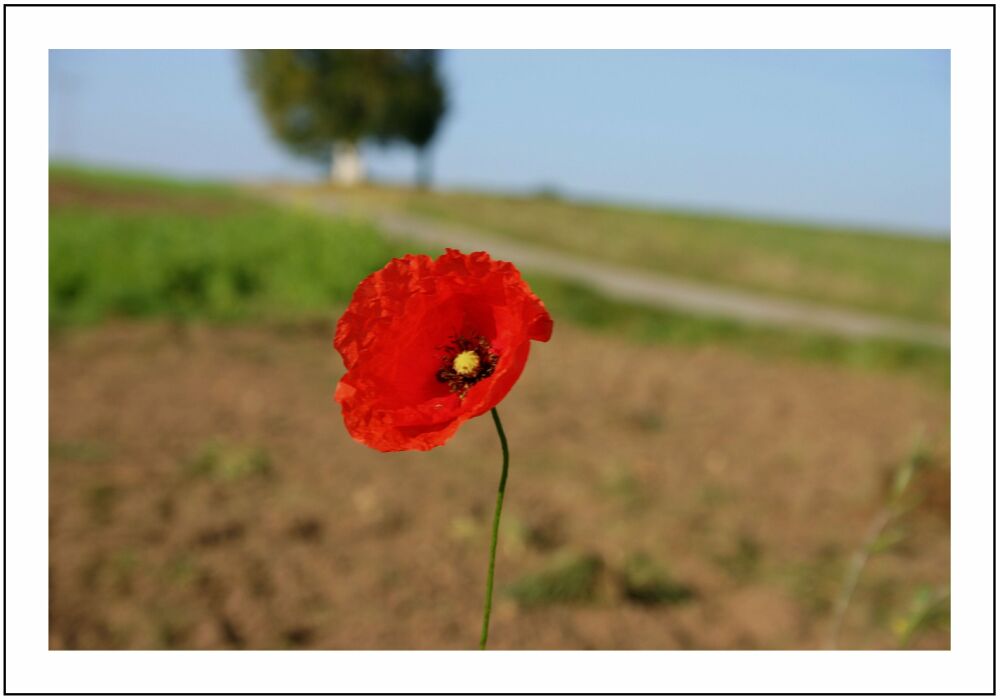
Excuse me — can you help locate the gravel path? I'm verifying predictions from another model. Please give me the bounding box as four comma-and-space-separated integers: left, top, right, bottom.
266, 188, 950, 348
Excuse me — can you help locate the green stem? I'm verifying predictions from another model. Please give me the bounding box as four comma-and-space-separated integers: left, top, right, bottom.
479, 407, 509, 650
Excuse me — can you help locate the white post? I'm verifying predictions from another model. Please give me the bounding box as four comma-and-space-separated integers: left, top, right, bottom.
331, 141, 365, 186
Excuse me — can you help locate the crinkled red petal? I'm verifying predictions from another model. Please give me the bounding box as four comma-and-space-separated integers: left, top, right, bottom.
333, 249, 552, 452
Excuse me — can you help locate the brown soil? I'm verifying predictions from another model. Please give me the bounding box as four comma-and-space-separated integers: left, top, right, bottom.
49, 178, 249, 216
49, 321, 950, 649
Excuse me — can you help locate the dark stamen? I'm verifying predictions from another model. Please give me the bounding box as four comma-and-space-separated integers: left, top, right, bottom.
436, 335, 499, 398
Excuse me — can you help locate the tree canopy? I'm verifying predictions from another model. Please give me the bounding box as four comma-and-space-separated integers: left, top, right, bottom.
243, 49, 447, 175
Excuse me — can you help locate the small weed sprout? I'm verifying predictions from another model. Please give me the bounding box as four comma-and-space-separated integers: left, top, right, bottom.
827, 432, 945, 648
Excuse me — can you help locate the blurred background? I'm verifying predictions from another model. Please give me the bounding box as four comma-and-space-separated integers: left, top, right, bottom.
48, 49, 950, 650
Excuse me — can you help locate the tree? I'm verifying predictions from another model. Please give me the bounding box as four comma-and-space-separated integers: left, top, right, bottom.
384, 50, 448, 188
242, 49, 447, 187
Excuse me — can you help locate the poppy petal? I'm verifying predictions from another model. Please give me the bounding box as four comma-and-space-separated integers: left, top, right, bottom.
333, 249, 552, 452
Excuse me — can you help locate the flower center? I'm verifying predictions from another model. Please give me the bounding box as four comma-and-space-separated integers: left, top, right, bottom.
437, 335, 499, 398
453, 350, 480, 376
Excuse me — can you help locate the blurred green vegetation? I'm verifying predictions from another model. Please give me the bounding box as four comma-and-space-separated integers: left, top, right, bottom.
505, 550, 696, 608
526, 276, 949, 386
49, 163, 241, 198
620, 552, 694, 605
893, 585, 950, 648
49, 166, 949, 386
50, 166, 397, 326
49, 439, 114, 464
184, 440, 273, 482
325, 185, 951, 324
506, 551, 604, 607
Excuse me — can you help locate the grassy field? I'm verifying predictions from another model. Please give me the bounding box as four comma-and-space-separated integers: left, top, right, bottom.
323, 185, 951, 325
49, 166, 398, 326
48, 165, 950, 650
49, 166, 949, 385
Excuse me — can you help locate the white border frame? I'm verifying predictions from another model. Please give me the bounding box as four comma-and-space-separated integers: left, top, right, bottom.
5, 4, 995, 694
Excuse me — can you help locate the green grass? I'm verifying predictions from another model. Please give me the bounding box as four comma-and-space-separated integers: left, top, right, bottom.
527, 275, 950, 386
504, 550, 696, 607
621, 552, 695, 605
506, 551, 604, 607
49, 166, 949, 386
328, 186, 951, 324
50, 168, 399, 325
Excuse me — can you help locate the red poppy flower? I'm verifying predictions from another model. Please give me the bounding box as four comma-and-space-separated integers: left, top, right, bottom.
334, 248, 553, 452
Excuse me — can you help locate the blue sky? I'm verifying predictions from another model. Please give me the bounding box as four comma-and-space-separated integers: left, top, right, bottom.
49, 49, 950, 235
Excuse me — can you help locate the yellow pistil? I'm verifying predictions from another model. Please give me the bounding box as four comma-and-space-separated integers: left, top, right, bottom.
452, 350, 481, 376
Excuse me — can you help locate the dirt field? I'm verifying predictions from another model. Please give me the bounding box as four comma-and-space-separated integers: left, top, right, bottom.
49, 320, 949, 649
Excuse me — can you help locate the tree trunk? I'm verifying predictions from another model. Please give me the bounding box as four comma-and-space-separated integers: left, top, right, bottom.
330, 141, 365, 186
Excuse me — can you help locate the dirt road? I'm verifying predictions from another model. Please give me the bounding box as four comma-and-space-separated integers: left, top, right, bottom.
266, 188, 949, 348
